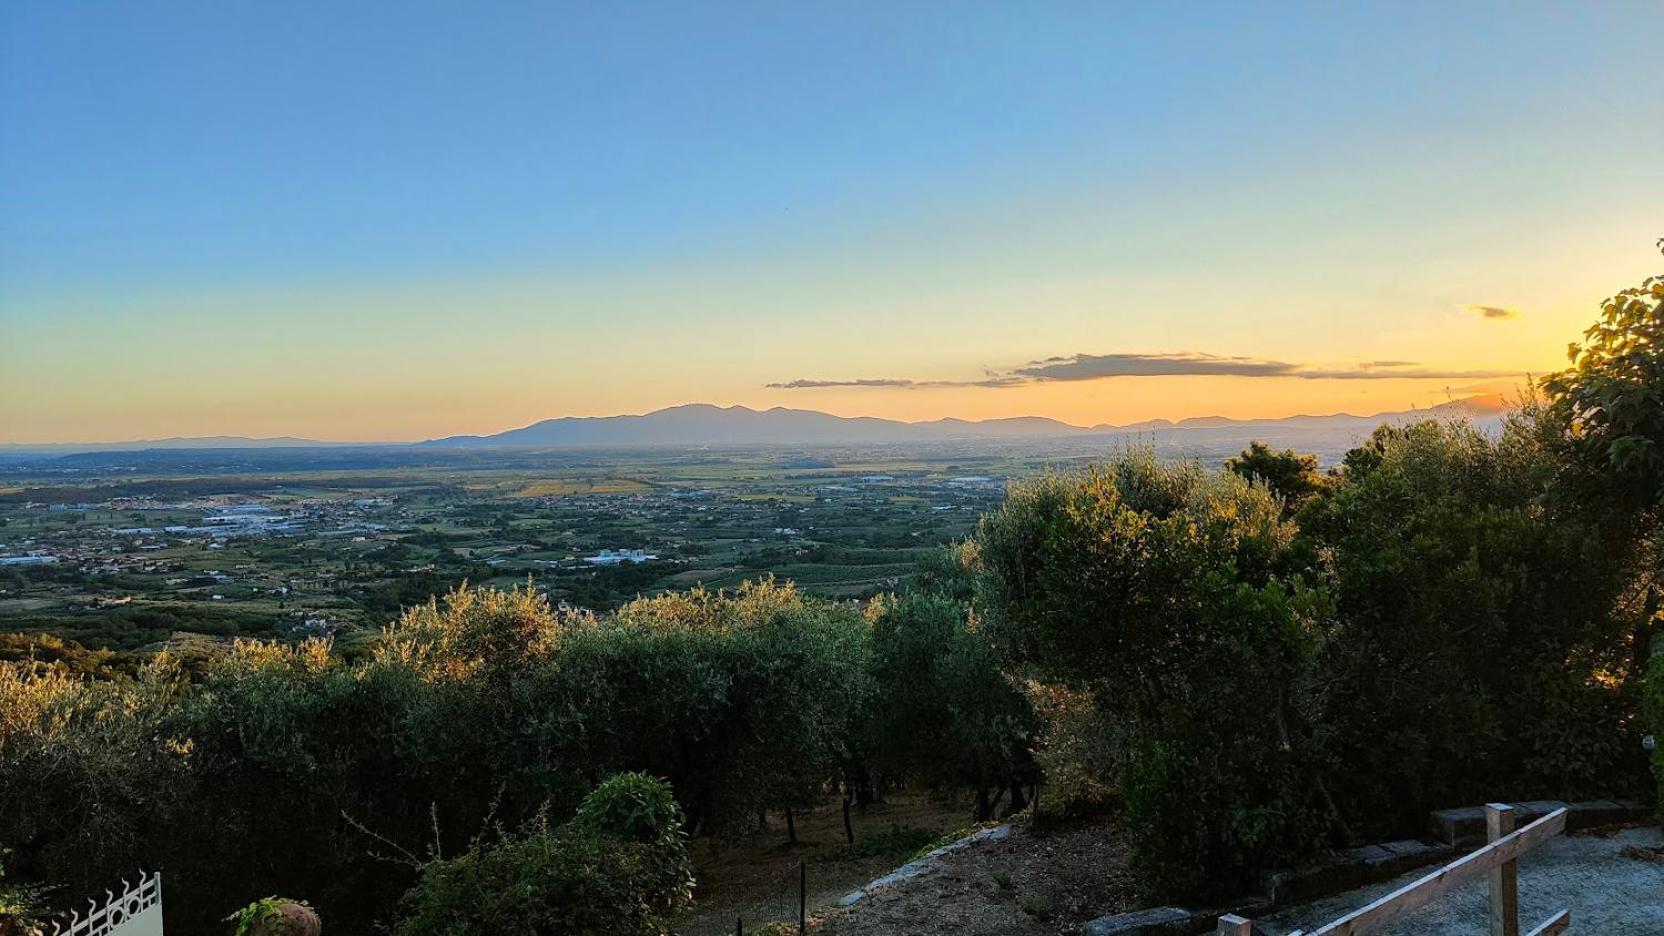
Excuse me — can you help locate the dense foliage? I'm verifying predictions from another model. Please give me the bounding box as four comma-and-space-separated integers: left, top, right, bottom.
1226, 440, 1327, 511
1543, 239, 1664, 678
1299, 417, 1645, 833
1544, 239, 1664, 504
0, 580, 867, 934
967, 456, 1331, 892
1649, 649, 1664, 822
957, 411, 1655, 897
864, 594, 1038, 819
395, 773, 693, 936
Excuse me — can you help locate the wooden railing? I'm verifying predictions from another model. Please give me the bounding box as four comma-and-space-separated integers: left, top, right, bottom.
1216, 805, 1570, 936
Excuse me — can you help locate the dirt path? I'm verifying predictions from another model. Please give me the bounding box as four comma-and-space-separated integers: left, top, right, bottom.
1262, 825, 1664, 935
675, 794, 976, 936
810, 819, 1137, 935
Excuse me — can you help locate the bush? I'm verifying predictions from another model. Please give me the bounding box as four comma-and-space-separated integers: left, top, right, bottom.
571, 773, 686, 845
394, 774, 692, 936
1021, 681, 1115, 818
0, 656, 190, 902
1300, 418, 1648, 835
969, 453, 1329, 897
1227, 441, 1327, 511
0, 580, 873, 934
865, 594, 1037, 819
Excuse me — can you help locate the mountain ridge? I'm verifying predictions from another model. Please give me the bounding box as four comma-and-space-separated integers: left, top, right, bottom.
421, 394, 1507, 448
1, 395, 1507, 454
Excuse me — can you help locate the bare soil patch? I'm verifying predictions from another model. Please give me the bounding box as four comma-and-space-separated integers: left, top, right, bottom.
677, 793, 977, 935
810, 818, 1137, 936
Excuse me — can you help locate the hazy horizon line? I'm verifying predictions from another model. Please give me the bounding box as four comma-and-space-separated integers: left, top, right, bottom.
0, 392, 1511, 449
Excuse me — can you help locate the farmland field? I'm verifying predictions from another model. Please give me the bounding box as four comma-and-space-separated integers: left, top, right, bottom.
0, 443, 1097, 654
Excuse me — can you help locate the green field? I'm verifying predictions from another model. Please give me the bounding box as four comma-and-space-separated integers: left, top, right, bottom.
0, 446, 1046, 652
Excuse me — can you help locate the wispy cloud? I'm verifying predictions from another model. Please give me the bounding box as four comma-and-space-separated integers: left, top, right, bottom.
1460, 304, 1520, 320
767, 378, 923, 389
765, 375, 1023, 390
770, 351, 1523, 389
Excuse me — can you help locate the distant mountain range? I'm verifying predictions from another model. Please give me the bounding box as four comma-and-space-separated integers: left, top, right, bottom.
425, 394, 1508, 447
2, 395, 1508, 455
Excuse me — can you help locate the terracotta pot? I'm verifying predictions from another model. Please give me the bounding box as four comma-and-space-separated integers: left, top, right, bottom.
248, 903, 320, 936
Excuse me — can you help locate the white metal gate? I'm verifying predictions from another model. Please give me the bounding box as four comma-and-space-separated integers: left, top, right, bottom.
49, 871, 162, 936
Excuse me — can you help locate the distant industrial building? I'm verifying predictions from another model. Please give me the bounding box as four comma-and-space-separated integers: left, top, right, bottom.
583, 548, 656, 565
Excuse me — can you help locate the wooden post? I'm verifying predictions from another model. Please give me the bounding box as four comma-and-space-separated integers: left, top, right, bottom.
785, 807, 797, 845
1216, 914, 1252, 935
799, 860, 807, 933
1486, 803, 1519, 936
735, 916, 743, 936
1524, 910, 1569, 936
842, 797, 855, 844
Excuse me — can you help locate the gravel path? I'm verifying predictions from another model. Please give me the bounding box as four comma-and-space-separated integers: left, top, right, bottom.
1262, 825, 1664, 935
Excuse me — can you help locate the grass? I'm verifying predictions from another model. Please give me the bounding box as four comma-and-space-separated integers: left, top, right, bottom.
810, 824, 942, 864
1019, 894, 1052, 921
510, 478, 650, 497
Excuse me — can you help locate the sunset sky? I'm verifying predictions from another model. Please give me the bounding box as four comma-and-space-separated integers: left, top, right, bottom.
3, 2, 1662, 443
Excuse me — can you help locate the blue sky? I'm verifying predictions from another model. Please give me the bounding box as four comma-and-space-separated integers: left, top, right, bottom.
3, 2, 1661, 441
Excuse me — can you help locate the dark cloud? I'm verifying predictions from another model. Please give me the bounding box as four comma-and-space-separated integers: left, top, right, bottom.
1461, 304, 1520, 320
769, 352, 1522, 390
1014, 352, 1298, 381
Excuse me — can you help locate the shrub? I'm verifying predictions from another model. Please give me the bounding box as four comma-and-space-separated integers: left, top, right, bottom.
1227, 441, 1327, 511
865, 594, 1037, 819
1300, 417, 1648, 835
224, 898, 317, 936
571, 773, 685, 845
0, 655, 189, 901
969, 453, 1329, 897
0, 845, 53, 935
1021, 680, 1116, 819
0, 580, 874, 935
394, 774, 693, 936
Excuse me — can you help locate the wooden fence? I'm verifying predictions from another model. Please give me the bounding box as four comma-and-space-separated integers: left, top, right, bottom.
1217, 805, 1570, 936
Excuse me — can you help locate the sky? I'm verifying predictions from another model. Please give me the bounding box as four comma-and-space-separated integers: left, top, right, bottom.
2, 2, 1662, 443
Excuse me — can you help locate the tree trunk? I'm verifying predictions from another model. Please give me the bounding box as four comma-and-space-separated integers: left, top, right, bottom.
1006, 780, 1028, 816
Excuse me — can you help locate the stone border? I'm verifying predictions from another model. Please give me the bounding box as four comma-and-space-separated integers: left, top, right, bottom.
1427, 798, 1647, 848
834, 824, 1011, 908
1082, 799, 1652, 935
